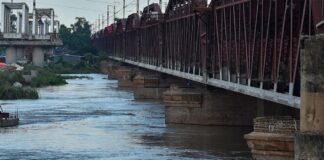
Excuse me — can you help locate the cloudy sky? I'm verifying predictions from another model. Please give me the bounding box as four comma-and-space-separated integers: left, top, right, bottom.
1, 0, 168, 26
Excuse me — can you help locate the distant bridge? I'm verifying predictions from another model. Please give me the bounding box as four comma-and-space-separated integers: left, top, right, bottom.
92, 0, 324, 109
0, 2, 62, 66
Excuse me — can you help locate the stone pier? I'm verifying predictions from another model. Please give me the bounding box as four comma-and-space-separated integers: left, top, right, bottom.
133, 74, 166, 99
162, 85, 298, 126
295, 36, 324, 159
105, 60, 122, 80
133, 73, 188, 100
244, 117, 298, 160
115, 66, 137, 89
162, 86, 258, 126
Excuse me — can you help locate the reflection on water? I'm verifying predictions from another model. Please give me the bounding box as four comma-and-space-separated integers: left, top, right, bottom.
0, 74, 251, 160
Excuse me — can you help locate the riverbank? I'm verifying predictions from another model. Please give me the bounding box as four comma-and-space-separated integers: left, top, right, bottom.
0, 65, 67, 100
46, 62, 101, 74
0, 57, 105, 100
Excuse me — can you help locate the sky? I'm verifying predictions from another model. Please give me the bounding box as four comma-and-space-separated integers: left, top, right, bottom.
1, 0, 167, 27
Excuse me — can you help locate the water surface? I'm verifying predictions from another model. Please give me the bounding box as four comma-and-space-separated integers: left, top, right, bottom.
0, 74, 251, 160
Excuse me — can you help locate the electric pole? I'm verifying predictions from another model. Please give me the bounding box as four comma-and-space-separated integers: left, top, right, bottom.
113, 5, 116, 23
107, 5, 109, 26
98, 15, 100, 30
123, 0, 125, 19
94, 21, 96, 32
102, 14, 104, 28
136, 0, 139, 14
159, 0, 162, 10
147, 0, 150, 6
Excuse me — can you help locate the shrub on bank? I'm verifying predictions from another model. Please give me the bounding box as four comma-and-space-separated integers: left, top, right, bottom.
23, 65, 67, 87
0, 85, 38, 100
0, 65, 67, 100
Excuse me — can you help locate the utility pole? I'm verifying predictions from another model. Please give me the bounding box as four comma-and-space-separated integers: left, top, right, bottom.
136, 0, 139, 14
94, 21, 96, 32
147, 0, 150, 6
159, 0, 162, 10
98, 16, 100, 30
107, 5, 109, 26
102, 14, 104, 28
98, 19, 100, 30
113, 5, 116, 23
123, 0, 125, 19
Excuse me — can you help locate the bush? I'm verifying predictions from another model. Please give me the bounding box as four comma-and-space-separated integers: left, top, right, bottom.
30, 69, 67, 87
0, 64, 67, 100
0, 85, 38, 100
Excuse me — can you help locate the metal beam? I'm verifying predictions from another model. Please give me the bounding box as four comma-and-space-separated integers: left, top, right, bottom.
109, 56, 300, 109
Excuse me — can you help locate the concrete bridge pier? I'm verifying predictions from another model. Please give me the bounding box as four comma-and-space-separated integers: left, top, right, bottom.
104, 60, 123, 80
133, 73, 165, 99
5, 46, 50, 66
5, 47, 17, 64
32, 47, 44, 66
16, 47, 25, 61
115, 66, 137, 89
162, 86, 258, 126
133, 73, 188, 100
295, 36, 324, 159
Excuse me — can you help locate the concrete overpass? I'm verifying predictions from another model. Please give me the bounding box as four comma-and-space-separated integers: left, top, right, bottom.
0, 2, 62, 66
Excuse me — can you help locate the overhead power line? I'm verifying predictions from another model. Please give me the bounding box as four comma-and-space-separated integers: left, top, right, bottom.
23, 0, 105, 12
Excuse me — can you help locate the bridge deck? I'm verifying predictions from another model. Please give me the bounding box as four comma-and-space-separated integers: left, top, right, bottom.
110, 56, 300, 108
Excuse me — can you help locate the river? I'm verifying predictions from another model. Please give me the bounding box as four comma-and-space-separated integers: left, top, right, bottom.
0, 74, 252, 160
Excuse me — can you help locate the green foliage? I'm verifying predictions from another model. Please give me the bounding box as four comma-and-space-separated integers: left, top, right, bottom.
0, 69, 38, 100
23, 65, 68, 87
0, 65, 67, 100
30, 72, 67, 88
0, 85, 38, 100
59, 17, 97, 56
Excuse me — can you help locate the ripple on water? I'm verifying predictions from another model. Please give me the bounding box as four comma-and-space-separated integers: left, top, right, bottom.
0, 74, 251, 159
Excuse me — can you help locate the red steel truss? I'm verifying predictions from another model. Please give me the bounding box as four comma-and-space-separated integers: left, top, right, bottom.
92, 0, 324, 108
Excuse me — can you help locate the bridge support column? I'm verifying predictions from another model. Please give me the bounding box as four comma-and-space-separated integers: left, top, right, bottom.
32, 47, 44, 66
295, 36, 324, 159
133, 74, 166, 99
116, 66, 137, 89
5, 47, 17, 64
163, 86, 257, 126
16, 47, 24, 61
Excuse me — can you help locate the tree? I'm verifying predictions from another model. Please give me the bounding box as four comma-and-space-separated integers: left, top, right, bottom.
59, 24, 72, 47
59, 17, 97, 56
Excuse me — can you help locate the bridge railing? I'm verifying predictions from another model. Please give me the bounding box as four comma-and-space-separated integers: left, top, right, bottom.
164, 13, 205, 76
138, 23, 163, 66
208, 0, 313, 99
125, 27, 139, 62
93, 0, 324, 108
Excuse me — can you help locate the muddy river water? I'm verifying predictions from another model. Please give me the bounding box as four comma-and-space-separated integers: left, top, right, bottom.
0, 74, 252, 160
